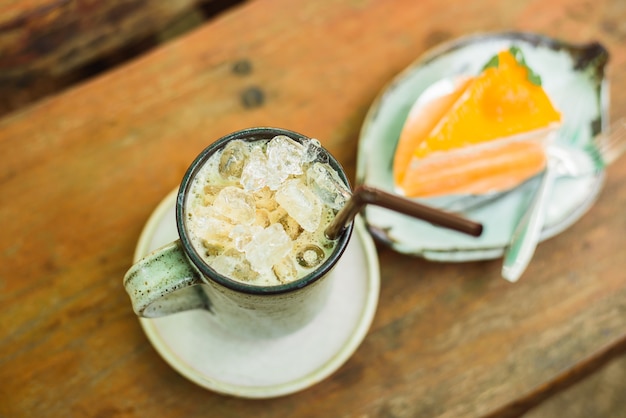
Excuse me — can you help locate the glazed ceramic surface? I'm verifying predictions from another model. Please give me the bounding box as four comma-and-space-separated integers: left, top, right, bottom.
356, 32, 609, 261
124, 127, 354, 339
135, 190, 380, 398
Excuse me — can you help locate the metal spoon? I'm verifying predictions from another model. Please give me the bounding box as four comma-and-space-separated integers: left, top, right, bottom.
501, 136, 619, 282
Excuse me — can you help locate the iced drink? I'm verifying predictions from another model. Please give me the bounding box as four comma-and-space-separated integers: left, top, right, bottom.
184, 135, 351, 286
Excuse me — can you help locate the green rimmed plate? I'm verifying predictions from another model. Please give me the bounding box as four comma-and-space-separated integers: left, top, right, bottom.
356, 31, 609, 261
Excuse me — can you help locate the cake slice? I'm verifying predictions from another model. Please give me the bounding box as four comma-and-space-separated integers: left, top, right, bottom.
393, 47, 562, 198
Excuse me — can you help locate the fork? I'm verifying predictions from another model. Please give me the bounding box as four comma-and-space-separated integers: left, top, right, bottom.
501, 118, 626, 283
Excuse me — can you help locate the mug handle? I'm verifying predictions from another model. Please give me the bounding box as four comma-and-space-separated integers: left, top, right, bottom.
123, 240, 210, 317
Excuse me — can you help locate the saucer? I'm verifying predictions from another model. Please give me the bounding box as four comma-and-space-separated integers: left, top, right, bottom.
356, 32, 609, 261
133, 189, 380, 398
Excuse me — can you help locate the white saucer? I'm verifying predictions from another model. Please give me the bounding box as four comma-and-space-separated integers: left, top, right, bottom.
133, 189, 380, 398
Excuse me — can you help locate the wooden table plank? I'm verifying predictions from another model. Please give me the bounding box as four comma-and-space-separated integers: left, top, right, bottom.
1, 0, 626, 416
0, 0, 246, 115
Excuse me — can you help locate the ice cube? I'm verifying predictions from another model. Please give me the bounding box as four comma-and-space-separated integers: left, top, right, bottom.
211, 248, 259, 282
264, 136, 307, 190
212, 186, 256, 225
267, 135, 306, 175
302, 138, 321, 163
306, 162, 351, 210
203, 215, 234, 240
243, 223, 293, 274
268, 206, 288, 224
254, 208, 271, 228
202, 185, 223, 206
219, 139, 248, 180
253, 186, 278, 211
240, 145, 271, 191
188, 205, 232, 241
273, 257, 298, 283
229, 224, 263, 252
275, 179, 322, 233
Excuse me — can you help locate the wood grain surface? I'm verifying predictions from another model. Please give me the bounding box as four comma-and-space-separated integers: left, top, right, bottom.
1, 0, 626, 417
0, 0, 244, 114
0, 0, 214, 74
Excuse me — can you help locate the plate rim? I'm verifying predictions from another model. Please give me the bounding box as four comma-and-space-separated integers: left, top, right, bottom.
356, 31, 608, 261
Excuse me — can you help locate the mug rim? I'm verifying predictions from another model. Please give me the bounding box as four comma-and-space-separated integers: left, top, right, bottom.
176, 127, 354, 295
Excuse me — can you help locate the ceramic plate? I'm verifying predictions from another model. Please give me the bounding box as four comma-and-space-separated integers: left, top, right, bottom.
356, 31, 609, 261
134, 189, 380, 398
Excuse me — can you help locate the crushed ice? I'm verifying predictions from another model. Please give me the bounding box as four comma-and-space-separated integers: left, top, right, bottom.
187, 135, 350, 285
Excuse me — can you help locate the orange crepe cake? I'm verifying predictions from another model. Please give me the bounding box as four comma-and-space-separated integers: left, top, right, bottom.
393, 47, 562, 198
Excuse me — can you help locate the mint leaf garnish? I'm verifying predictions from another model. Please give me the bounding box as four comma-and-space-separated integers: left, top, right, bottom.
480, 45, 543, 86
508, 46, 526, 64
481, 54, 499, 70
509, 46, 542, 86
526, 71, 542, 86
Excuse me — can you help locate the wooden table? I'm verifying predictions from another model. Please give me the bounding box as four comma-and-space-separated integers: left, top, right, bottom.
2, 0, 626, 416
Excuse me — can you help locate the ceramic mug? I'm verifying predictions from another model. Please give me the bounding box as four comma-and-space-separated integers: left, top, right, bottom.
123, 127, 354, 339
